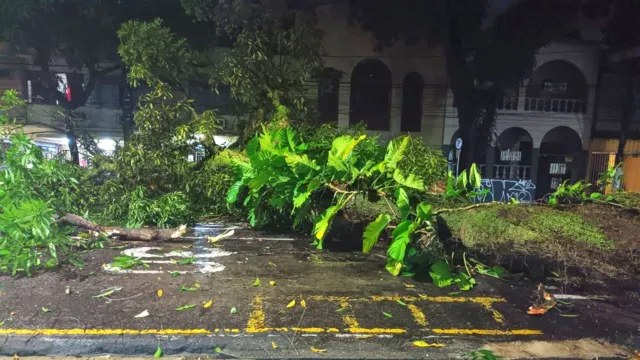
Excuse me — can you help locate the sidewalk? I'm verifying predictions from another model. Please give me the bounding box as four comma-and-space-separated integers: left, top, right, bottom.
0, 224, 637, 358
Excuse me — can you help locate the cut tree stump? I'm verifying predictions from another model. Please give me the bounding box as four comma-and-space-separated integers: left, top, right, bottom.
57, 213, 188, 242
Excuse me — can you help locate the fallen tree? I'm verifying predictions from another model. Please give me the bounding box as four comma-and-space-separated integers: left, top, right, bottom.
57, 214, 188, 242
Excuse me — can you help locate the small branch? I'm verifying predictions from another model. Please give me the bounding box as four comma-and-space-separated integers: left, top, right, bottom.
325, 183, 359, 195
433, 202, 500, 215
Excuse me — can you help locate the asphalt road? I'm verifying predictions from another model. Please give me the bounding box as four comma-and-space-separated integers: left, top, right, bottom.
0, 223, 637, 359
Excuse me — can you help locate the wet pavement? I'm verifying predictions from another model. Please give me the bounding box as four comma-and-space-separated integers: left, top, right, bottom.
0, 223, 638, 358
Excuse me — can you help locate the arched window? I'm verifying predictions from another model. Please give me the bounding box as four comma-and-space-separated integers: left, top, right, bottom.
401, 72, 424, 132
349, 59, 392, 131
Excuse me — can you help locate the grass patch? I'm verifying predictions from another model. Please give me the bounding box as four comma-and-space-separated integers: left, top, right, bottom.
611, 191, 640, 209
441, 204, 613, 251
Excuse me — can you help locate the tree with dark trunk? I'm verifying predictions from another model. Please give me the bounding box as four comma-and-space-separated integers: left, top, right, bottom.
349, 0, 583, 170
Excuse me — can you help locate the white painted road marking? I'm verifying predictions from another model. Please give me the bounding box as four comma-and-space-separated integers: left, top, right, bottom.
104, 246, 235, 275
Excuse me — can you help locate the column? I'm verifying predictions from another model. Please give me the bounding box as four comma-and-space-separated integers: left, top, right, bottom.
531, 148, 540, 184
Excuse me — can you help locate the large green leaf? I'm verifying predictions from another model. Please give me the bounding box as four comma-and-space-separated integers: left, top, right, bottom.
416, 202, 433, 222
395, 187, 410, 220
387, 220, 415, 263
469, 163, 482, 189
392, 169, 424, 190
456, 169, 468, 189
383, 136, 409, 171
327, 135, 366, 172
312, 205, 339, 249
362, 214, 391, 254
226, 180, 245, 204
247, 172, 271, 192
429, 260, 454, 288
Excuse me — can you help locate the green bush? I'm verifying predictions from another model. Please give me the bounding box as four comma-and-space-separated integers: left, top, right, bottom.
186, 149, 247, 217
126, 187, 192, 228
397, 137, 447, 189
0, 90, 84, 275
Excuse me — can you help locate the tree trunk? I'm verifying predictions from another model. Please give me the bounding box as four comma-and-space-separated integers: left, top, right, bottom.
67, 131, 80, 165
57, 213, 189, 242
617, 61, 638, 164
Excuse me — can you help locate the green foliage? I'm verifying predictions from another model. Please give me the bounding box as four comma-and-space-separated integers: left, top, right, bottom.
428, 259, 477, 291
227, 109, 442, 269
443, 164, 485, 200
0, 90, 85, 275
548, 180, 591, 205
109, 255, 148, 270
397, 137, 448, 189
126, 187, 191, 228
464, 349, 501, 360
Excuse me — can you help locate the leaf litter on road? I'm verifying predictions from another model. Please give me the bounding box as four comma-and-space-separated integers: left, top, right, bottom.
413, 340, 445, 348
153, 346, 162, 358
134, 310, 149, 318
272, 341, 278, 349
287, 299, 296, 308
178, 286, 198, 292
252, 278, 261, 287
396, 299, 407, 306
310, 346, 327, 354
157, 289, 163, 298
203, 300, 213, 309
175, 304, 196, 311
230, 307, 238, 314
41, 307, 50, 313
382, 311, 393, 318
92, 287, 122, 298
269, 280, 276, 286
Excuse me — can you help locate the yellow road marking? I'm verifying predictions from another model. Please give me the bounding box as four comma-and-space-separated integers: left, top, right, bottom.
347, 327, 407, 334
0, 327, 542, 336
407, 304, 428, 326
432, 329, 543, 336
0, 329, 212, 336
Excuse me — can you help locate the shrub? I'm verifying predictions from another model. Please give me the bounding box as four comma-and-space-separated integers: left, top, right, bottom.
397, 137, 447, 189
186, 149, 247, 217
0, 90, 83, 275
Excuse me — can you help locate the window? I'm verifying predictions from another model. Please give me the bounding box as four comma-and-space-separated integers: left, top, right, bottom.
349, 59, 392, 131
317, 76, 339, 124
401, 72, 424, 132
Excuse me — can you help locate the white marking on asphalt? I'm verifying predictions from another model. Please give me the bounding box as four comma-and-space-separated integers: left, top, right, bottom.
105, 246, 234, 274
554, 294, 612, 301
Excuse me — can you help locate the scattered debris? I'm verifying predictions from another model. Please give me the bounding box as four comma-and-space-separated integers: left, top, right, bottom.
287, 299, 296, 308
65, 286, 70, 295
559, 314, 580, 318
269, 281, 276, 286
230, 307, 238, 314
272, 342, 278, 349
396, 299, 407, 306
203, 300, 213, 309
403, 283, 415, 288
214, 347, 222, 353
268, 262, 276, 267
178, 286, 198, 292
41, 307, 50, 313
134, 310, 149, 318
413, 340, 445, 348
93, 287, 122, 299
207, 229, 235, 243
527, 284, 558, 315
175, 304, 196, 311
154, 346, 162, 358
310, 346, 327, 354
382, 311, 393, 318
300, 298, 307, 308
252, 278, 261, 287
157, 289, 163, 298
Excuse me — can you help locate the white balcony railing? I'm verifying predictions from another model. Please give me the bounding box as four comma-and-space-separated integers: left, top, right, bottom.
493, 164, 531, 179
523, 97, 586, 114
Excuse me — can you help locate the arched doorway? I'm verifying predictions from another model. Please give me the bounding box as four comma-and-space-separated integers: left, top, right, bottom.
400, 72, 424, 132
349, 59, 392, 131
525, 60, 588, 113
494, 127, 533, 179
537, 126, 582, 197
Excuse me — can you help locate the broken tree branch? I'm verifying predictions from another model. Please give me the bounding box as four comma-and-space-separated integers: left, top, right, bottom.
56, 213, 188, 242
